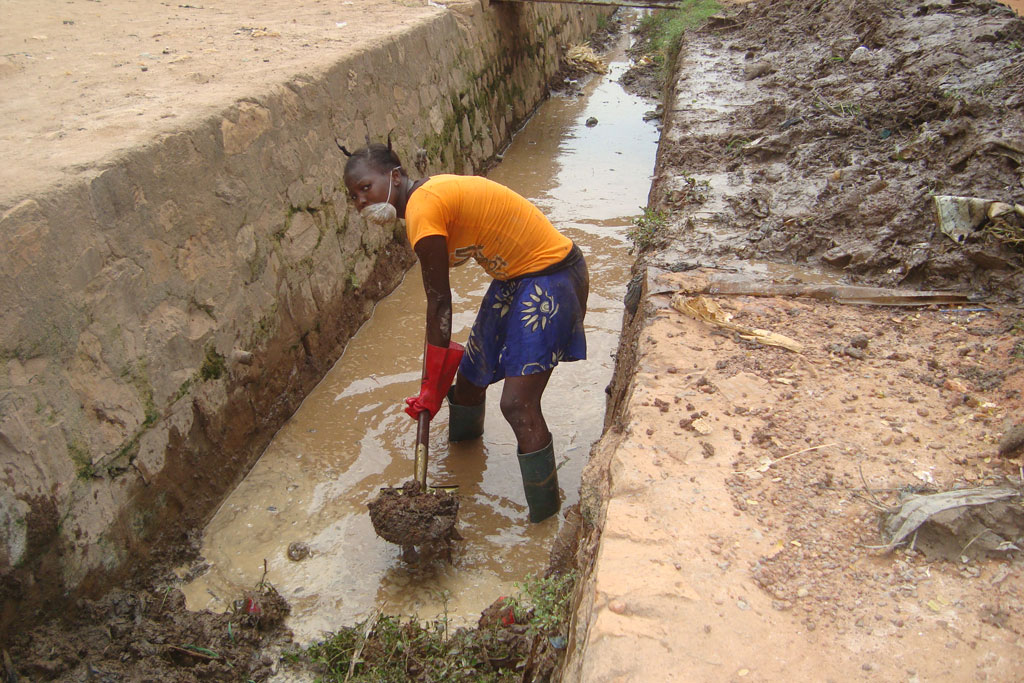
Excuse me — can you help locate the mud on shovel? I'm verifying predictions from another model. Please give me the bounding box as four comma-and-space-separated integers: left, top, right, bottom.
367, 344, 462, 559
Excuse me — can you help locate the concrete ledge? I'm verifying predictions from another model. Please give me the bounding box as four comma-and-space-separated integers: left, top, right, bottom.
0, 0, 608, 637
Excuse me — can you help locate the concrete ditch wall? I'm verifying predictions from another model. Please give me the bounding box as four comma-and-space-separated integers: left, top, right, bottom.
0, 0, 608, 636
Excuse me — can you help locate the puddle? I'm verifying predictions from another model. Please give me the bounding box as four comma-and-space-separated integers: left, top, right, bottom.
180, 28, 660, 643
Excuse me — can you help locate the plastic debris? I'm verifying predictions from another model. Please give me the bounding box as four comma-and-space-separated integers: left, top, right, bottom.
934, 195, 991, 244
880, 486, 1022, 553
671, 294, 803, 353
933, 195, 1024, 245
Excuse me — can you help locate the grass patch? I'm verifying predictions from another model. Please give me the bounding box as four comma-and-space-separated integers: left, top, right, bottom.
199, 345, 226, 381
303, 572, 577, 682
505, 571, 576, 637
628, 206, 669, 252
634, 0, 721, 78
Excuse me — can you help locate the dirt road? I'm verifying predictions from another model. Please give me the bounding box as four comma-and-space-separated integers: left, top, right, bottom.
0, 0, 442, 207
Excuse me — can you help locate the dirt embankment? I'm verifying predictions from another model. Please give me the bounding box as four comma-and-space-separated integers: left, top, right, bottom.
653, 0, 1024, 299
562, 1, 1024, 680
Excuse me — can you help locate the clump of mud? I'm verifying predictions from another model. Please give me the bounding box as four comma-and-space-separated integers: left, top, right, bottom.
368, 479, 460, 547
6, 580, 291, 681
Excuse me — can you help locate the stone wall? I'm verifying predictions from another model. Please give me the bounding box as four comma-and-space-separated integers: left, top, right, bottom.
0, 0, 607, 635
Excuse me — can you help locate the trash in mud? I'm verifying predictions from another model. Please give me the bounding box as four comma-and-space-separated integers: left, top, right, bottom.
934, 195, 993, 244
880, 485, 1024, 561
564, 42, 607, 74
670, 294, 803, 353
934, 195, 1024, 246
368, 479, 460, 551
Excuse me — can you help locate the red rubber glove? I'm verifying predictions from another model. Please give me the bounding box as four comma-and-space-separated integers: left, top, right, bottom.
404, 341, 465, 419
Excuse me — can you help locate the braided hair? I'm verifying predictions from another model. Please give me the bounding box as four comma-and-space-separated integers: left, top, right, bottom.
339, 134, 403, 178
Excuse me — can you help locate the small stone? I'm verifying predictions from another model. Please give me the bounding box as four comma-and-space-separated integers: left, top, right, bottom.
822, 247, 852, 267
844, 346, 866, 360
287, 541, 311, 561
796, 587, 809, 598
998, 424, 1024, 459
585, 116, 598, 127
850, 335, 870, 349
944, 378, 968, 393
916, 407, 930, 418
862, 663, 873, 672
608, 600, 626, 614
743, 61, 772, 80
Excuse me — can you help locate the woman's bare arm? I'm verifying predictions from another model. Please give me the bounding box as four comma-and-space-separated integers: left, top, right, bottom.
414, 235, 452, 347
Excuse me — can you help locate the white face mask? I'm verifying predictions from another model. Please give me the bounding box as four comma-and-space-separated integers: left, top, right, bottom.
360, 167, 399, 226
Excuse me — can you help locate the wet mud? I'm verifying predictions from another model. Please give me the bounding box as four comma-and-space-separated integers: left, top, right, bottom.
8, 582, 290, 682
368, 480, 460, 548
651, 0, 1024, 300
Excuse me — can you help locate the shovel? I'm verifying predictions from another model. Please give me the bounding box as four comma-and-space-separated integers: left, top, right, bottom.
412, 410, 458, 496
367, 408, 460, 556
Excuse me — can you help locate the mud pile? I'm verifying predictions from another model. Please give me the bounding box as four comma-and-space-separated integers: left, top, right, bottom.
6, 580, 291, 682
656, 0, 1024, 299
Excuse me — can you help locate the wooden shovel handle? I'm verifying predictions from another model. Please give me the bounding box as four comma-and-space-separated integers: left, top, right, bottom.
414, 410, 431, 487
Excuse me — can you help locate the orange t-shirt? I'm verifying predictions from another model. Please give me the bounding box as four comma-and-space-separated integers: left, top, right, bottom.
405, 175, 572, 280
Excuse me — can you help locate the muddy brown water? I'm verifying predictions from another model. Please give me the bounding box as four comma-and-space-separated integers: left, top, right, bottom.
180, 33, 659, 643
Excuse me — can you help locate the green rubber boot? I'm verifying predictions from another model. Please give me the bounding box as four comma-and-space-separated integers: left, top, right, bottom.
447, 386, 485, 442
517, 439, 560, 523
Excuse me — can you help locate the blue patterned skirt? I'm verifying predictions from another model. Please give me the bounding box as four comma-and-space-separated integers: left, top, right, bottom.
459, 252, 588, 387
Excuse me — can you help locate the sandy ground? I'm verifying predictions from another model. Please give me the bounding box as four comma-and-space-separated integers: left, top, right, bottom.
0, 0, 444, 208
575, 268, 1024, 681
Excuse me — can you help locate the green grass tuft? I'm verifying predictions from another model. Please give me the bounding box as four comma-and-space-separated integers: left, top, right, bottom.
302, 572, 577, 682
199, 345, 226, 381
635, 0, 721, 80
628, 206, 669, 252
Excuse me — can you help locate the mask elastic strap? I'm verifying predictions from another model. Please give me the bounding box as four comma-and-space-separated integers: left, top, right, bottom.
385, 166, 400, 204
